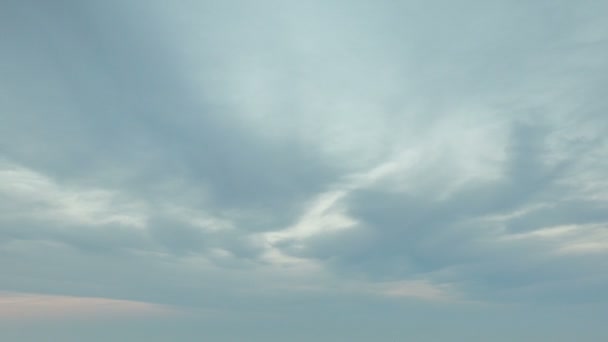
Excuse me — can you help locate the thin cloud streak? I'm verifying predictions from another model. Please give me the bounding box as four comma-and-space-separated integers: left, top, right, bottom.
0, 292, 178, 320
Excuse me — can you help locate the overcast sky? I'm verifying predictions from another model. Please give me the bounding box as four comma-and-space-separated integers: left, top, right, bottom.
1, 0, 608, 341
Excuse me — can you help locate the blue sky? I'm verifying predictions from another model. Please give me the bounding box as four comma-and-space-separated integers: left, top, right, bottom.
1, 0, 608, 340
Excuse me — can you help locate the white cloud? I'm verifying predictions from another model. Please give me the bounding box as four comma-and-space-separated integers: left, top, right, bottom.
0, 160, 146, 228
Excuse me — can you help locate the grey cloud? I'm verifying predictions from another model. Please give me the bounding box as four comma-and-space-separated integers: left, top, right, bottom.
278, 121, 608, 302
0, 0, 339, 230
1, 0, 608, 339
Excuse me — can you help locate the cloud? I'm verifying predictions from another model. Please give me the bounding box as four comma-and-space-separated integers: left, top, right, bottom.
263, 120, 608, 303
0, 292, 176, 320
1, 0, 608, 340
0, 159, 146, 228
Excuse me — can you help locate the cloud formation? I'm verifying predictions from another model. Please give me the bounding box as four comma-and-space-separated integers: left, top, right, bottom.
1, 0, 608, 340
0, 292, 176, 319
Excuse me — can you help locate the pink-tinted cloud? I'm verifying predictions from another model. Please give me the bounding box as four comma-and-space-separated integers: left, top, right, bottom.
0, 292, 177, 320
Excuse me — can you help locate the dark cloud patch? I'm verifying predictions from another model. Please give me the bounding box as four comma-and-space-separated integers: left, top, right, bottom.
505, 200, 608, 233
0, 0, 339, 230
0, 218, 151, 255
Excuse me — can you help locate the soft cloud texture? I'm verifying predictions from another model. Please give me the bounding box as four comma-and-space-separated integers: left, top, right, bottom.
1, 0, 608, 341
0, 292, 176, 319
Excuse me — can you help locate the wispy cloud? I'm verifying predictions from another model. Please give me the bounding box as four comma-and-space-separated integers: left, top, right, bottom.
0, 292, 177, 320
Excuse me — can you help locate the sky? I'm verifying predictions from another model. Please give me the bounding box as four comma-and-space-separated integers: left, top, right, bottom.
1, 0, 608, 341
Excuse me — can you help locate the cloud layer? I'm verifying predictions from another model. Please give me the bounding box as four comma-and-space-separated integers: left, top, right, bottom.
1, 0, 608, 340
